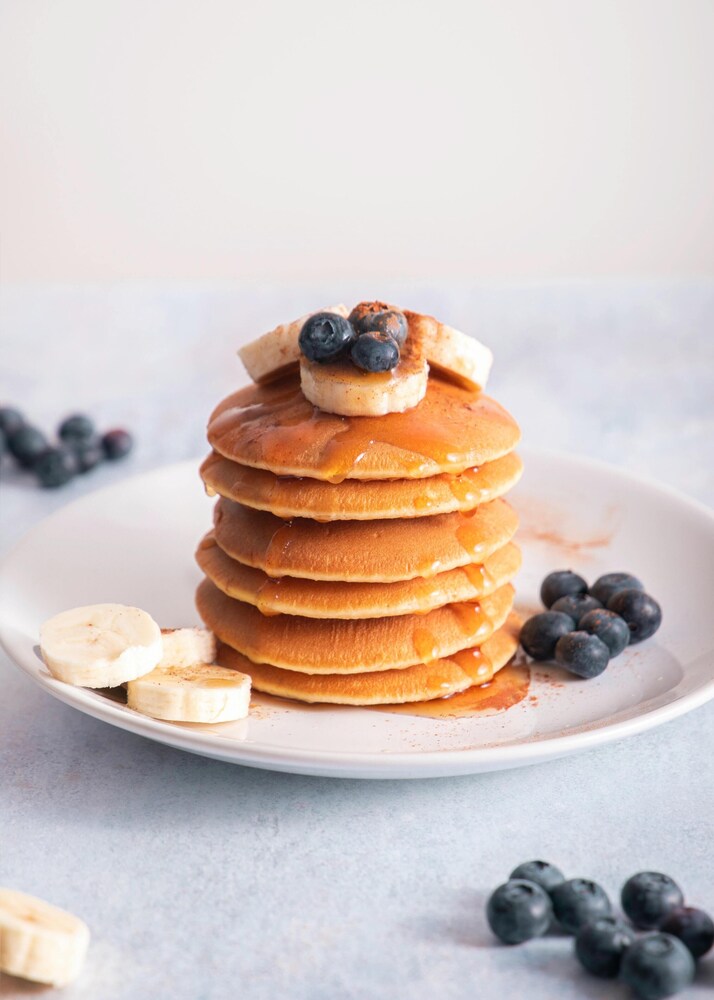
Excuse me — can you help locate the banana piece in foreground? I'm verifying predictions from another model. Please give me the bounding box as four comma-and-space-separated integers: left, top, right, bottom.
126, 661, 251, 723
39, 603, 162, 688
0, 887, 90, 987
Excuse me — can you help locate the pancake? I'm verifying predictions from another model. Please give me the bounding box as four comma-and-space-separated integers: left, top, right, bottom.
207, 373, 520, 482
197, 533, 522, 619
212, 497, 518, 583
196, 577, 514, 673
216, 613, 521, 705
200, 450, 523, 521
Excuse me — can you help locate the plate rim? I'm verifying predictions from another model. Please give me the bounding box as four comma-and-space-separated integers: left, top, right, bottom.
1, 449, 713, 777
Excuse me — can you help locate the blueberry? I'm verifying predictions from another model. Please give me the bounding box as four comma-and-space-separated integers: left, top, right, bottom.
550, 878, 612, 934
608, 590, 662, 645
621, 933, 695, 1000
509, 860, 565, 894
659, 906, 714, 960
540, 570, 588, 609
551, 593, 602, 623
575, 916, 635, 977
579, 608, 631, 657
0, 426, 6, 457
349, 304, 408, 345
7, 425, 48, 468
555, 631, 610, 678
34, 447, 78, 488
622, 873, 684, 930
58, 413, 95, 443
590, 571, 644, 606
351, 332, 400, 373
299, 312, 356, 363
102, 429, 134, 461
486, 879, 552, 944
519, 612, 576, 660
71, 437, 105, 473
0, 406, 25, 437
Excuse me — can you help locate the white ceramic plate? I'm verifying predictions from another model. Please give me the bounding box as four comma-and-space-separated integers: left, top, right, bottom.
1, 453, 713, 779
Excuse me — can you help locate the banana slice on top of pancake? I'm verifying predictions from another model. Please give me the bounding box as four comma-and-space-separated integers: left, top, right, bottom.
238, 302, 493, 416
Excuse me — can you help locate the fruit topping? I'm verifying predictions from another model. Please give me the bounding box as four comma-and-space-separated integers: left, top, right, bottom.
298, 311, 356, 363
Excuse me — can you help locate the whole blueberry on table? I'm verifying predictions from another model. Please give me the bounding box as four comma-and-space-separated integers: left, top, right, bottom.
299, 311, 356, 363
621, 933, 695, 1000
608, 590, 662, 644
540, 570, 588, 609
659, 906, 714, 959
579, 608, 631, 657
34, 447, 78, 488
551, 593, 602, 624
58, 413, 95, 443
7, 425, 48, 468
0, 426, 6, 457
509, 860, 565, 895
0, 406, 24, 437
486, 879, 552, 944
102, 429, 134, 461
575, 915, 635, 977
550, 878, 612, 934
71, 437, 105, 474
351, 332, 400, 373
519, 611, 576, 660
555, 631, 610, 678
590, 571, 643, 606
621, 872, 684, 929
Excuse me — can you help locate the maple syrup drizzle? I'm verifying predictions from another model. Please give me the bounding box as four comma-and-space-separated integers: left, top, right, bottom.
412, 628, 439, 663
384, 663, 530, 718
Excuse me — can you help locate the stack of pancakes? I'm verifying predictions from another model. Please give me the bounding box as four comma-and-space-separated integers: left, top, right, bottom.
196, 369, 523, 706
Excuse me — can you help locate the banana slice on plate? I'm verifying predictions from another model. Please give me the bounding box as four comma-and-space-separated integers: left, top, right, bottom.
126, 662, 251, 723
39, 603, 162, 688
159, 627, 216, 669
0, 887, 90, 986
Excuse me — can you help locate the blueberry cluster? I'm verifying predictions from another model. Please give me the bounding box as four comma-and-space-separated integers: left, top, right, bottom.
0, 406, 133, 489
487, 861, 712, 998
299, 302, 408, 373
520, 570, 662, 678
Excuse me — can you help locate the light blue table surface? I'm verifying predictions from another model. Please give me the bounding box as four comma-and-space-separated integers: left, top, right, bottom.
1, 282, 713, 999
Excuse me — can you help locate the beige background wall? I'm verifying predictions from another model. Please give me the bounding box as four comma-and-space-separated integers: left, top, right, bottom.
1, 0, 713, 283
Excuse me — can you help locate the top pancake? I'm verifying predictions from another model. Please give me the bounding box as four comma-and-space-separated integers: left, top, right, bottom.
207, 373, 520, 482
200, 450, 523, 521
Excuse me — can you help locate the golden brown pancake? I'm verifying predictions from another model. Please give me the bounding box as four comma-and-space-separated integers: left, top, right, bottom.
197, 533, 521, 619
217, 613, 521, 705
196, 577, 514, 673
200, 450, 523, 521
207, 373, 520, 482
212, 497, 518, 583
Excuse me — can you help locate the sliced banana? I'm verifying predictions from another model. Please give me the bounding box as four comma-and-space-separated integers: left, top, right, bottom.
238, 304, 493, 416
126, 662, 251, 723
238, 304, 348, 383
0, 887, 90, 987
299, 352, 428, 416
39, 603, 162, 688
159, 627, 216, 669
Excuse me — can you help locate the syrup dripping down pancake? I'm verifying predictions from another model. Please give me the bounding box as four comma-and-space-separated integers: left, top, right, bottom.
207, 374, 520, 482
196, 577, 514, 673
216, 613, 521, 705
197, 534, 521, 619
200, 450, 523, 521
212, 497, 518, 583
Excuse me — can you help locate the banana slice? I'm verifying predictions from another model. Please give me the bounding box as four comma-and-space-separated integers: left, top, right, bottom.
159, 627, 216, 669
238, 304, 493, 416
0, 888, 90, 986
40, 603, 162, 688
238, 304, 349, 383
126, 662, 251, 723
